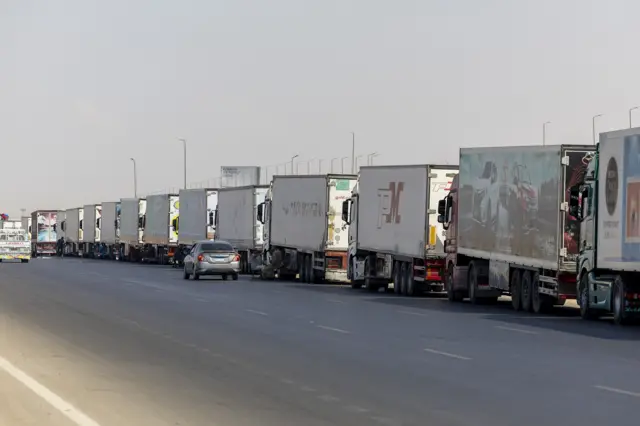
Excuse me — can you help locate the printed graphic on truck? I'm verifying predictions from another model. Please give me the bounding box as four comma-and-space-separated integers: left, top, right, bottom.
169, 196, 179, 244
327, 178, 357, 250
428, 169, 457, 254
138, 199, 146, 243
622, 134, 640, 259
37, 212, 57, 242
116, 203, 121, 238
459, 148, 560, 262
207, 191, 218, 240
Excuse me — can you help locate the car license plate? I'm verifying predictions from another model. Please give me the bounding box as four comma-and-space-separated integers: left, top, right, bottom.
211, 255, 227, 262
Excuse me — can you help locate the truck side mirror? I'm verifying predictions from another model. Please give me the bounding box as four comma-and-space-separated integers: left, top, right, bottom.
257, 203, 264, 224
341, 199, 351, 224
437, 199, 446, 217
96, 218, 101, 228
79, 219, 83, 230
114, 219, 118, 228
569, 185, 582, 221
208, 211, 214, 226
172, 217, 179, 231
53, 223, 57, 232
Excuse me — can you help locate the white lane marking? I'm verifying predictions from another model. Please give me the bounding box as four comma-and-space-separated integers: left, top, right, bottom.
300, 386, 316, 392
0, 355, 102, 426
397, 310, 428, 317
279, 378, 295, 385
424, 348, 472, 361
345, 405, 370, 413
318, 394, 340, 402
245, 309, 269, 316
326, 299, 346, 304
194, 298, 209, 303
317, 325, 351, 334
495, 325, 539, 335
594, 385, 640, 398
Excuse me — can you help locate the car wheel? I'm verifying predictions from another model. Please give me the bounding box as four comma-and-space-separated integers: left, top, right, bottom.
222, 274, 228, 281
193, 273, 200, 280
183, 267, 189, 280
232, 273, 239, 281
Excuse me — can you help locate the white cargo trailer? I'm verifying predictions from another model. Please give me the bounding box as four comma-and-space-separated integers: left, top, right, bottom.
217, 185, 269, 273
438, 144, 593, 312
81, 204, 100, 257
56, 211, 65, 243
178, 188, 218, 245
342, 165, 458, 295
143, 194, 179, 264
119, 198, 146, 261
63, 207, 83, 256
257, 174, 357, 283
100, 201, 120, 259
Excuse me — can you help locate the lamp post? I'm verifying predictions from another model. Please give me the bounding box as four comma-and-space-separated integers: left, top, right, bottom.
630, 107, 640, 128
341, 156, 348, 174
543, 121, 551, 146
592, 114, 603, 145
367, 152, 379, 165
331, 157, 339, 173
130, 158, 137, 198
355, 155, 364, 172
350, 132, 355, 173
290, 154, 299, 175
178, 138, 187, 189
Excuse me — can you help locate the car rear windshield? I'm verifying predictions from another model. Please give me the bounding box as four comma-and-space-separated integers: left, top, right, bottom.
200, 242, 234, 252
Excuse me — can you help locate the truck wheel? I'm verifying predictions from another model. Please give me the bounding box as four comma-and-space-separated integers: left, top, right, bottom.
193, 273, 200, 281
299, 254, 307, 283
394, 261, 402, 295
405, 263, 416, 296
350, 256, 362, 289
398, 263, 408, 296
531, 272, 550, 314
305, 255, 314, 283
468, 262, 479, 304
364, 258, 377, 292
183, 267, 189, 280
510, 269, 522, 311
579, 273, 597, 320
520, 271, 533, 312
446, 263, 463, 302
613, 276, 630, 325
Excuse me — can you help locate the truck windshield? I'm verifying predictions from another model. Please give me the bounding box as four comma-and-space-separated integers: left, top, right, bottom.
0, 232, 27, 241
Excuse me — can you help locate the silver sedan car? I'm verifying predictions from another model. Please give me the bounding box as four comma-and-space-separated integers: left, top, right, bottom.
183, 240, 240, 281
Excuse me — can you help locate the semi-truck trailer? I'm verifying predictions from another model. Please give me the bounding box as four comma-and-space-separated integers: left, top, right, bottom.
81, 204, 102, 257
120, 198, 146, 261
21, 216, 31, 240
63, 207, 83, 256
569, 128, 640, 324
437, 144, 593, 313
217, 185, 268, 274
257, 174, 356, 282
143, 194, 179, 264
177, 188, 218, 266
100, 201, 121, 259
341, 165, 458, 295
30, 210, 58, 257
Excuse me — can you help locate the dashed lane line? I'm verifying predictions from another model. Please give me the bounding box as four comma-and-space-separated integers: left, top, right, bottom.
424, 348, 472, 361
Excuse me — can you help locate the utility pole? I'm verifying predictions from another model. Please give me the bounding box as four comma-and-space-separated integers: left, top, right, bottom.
130, 158, 138, 198
543, 121, 551, 146
178, 138, 187, 189
592, 114, 603, 145
351, 132, 355, 173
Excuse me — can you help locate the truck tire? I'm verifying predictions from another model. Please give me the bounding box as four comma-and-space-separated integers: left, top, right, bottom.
520, 271, 533, 312
404, 262, 415, 296
305, 255, 313, 283
398, 262, 408, 296
299, 254, 307, 283
531, 272, 550, 314
613, 276, 630, 325
394, 261, 402, 295
446, 263, 463, 302
468, 262, 479, 304
510, 269, 522, 311
579, 273, 597, 320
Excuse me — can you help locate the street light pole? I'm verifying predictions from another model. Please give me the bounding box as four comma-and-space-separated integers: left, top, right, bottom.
355, 155, 364, 172
130, 158, 137, 198
331, 157, 338, 173
367, 152, 379, 165
341, 156, 348, 174
178, 138, 187, 189
543, 121, 551, 146
351, 132, 355, 173
630, 107, 640, 128
592, 114, 603, 145
290, 154, 299, 175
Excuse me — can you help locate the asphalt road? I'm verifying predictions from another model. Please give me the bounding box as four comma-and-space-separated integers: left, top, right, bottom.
1, 258, 640, 426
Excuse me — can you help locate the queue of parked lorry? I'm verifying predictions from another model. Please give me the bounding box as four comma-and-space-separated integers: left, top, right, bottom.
20, 126, 640, 325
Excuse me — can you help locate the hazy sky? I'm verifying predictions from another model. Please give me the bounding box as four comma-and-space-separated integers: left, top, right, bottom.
1, 0, 638, 217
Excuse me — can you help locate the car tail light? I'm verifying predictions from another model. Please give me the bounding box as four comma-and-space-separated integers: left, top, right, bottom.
197, 254, 204, 262
234, 254, 240, 262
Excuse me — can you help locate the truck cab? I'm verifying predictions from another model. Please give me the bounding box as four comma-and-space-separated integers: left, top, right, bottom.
569, 145, 640, 324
